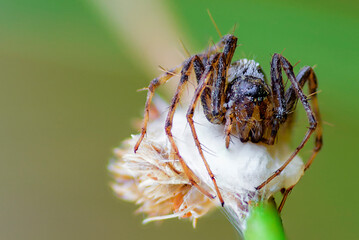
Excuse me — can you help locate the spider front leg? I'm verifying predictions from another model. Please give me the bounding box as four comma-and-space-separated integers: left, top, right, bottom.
202, 35, 238, 124
199, 35, 238, 148
134, 64, 183, 153
165, 55, 216, 200
256, 54, 320, 192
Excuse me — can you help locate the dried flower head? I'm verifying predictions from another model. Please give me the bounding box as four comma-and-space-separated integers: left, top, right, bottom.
109, 97, 304, 232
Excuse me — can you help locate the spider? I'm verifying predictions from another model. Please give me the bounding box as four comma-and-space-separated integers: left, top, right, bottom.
134, 34, 322, 211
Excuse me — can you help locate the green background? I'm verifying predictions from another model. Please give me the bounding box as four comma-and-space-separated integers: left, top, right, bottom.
1, 0, 358, 239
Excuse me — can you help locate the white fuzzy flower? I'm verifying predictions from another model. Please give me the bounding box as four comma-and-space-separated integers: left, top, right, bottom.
109, 97, 304, 232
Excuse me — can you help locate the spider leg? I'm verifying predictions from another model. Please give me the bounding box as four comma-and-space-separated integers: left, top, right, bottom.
196, 34, 236, 77
203, 35, 238, 124
261, 53, 287, 145
206, 34, 235, 57
186, 36, 238, 206
134, 64, 183, 153
224, 112, 234, 148
256, 54, 319, 191
277, 66, 323, 211
186, 53, 224, 205
135, 35, 238, 203
195, 34, 231, 67
196, 53, 230, 140
202, 36, 239, 148
201, 55, 228, 124
165, 55, 215, 200
277, 185, 294, 213
134, 35, 233, 153
286, 66, 323, 172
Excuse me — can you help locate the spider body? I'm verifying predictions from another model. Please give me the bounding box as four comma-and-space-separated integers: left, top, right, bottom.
134, 34, 322, 210
206, 59, 275, 145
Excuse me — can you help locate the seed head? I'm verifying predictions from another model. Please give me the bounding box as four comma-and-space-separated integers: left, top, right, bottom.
109, 98, 304, 232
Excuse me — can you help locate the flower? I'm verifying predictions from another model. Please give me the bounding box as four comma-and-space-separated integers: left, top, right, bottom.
109, 97, 304, 232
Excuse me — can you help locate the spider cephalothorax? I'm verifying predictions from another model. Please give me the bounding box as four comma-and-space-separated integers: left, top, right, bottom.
220, 59, 274, 145
134, 34, 322, 210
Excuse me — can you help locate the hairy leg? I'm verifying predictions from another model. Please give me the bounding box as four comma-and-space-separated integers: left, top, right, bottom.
165, 55, 215, 199
134, 35, 235, 153
286, 66, 323, 171
134, 64, 182, 153
186, 53, 224, 205
224, 113, 234, 148
201, 35, 238, 125
277, 66, 323, 210
261, 53, 287, 146
278, 185, 294, 213
256, 54, 319, 191
185, 36, 238, 206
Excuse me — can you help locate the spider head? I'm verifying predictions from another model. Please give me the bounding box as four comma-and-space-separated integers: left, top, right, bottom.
226, 76, 273, 122
241, 78, 271, 103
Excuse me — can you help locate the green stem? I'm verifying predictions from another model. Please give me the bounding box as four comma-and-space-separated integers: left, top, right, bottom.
244, 200, 287, 240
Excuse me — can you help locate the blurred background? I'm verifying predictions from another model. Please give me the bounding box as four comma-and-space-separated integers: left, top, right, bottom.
1, 0, 358, 239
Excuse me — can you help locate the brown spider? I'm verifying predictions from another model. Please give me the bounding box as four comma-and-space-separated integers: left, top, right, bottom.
134, 34, 322, 210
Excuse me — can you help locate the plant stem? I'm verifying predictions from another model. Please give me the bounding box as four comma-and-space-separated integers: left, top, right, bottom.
244, 199, 286, 240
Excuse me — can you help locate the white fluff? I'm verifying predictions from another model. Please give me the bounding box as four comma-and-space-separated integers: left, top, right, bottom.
151, 107, 303, 194
146, 103, 304, 231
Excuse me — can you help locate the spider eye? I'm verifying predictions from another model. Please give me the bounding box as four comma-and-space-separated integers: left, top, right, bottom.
239, 79, 269, 102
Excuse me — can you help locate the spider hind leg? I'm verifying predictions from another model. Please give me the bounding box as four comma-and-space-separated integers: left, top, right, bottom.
276, 65, 323, 210
256, 55, 322, 211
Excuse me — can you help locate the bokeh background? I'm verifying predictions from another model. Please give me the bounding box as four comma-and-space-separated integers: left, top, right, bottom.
1, 0, 358, 239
